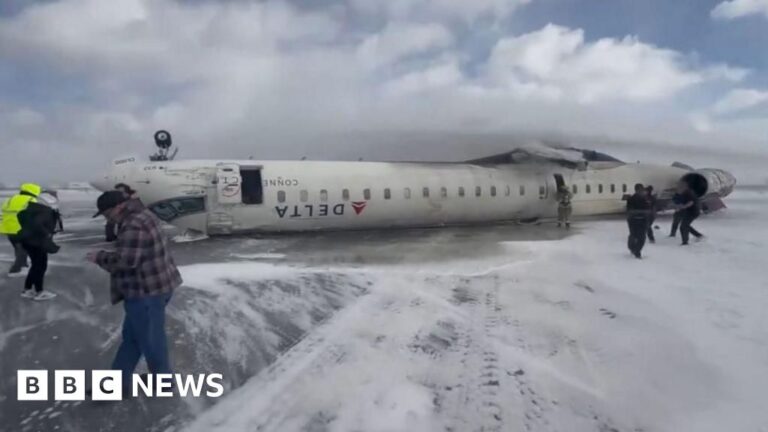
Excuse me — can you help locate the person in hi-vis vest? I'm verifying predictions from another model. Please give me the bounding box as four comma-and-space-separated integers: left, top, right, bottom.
1, 183, 41, 276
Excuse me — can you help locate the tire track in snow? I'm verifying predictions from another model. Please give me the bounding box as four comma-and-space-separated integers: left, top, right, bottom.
185, 286, 409, 432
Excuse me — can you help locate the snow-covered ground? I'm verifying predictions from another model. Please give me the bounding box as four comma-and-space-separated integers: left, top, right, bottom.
1, 188, 766, 432
183, 189, 768, 432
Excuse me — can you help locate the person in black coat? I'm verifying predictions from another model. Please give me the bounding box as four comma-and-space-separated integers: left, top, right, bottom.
17, 193, 61, 300
645, 185, 657, 243
626, 183, 651, 259
675, 182, 704, 246
669, 192, 684, 237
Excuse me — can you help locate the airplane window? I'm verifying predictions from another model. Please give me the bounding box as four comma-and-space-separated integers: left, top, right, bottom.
423, 187, 430, 198
320, 189, 328, 202
622, 184, 627, 193
490, 186, 497, 197
364, 188, 371, 200
598, 184, 604, 194
586, 184, 591, 194
148, 197, 206, 222
572, 185, 578, 194
610, 184, 616, 193
475, 186, 482, 197
277, 191, 286, 203
404, 188, 411, 199
342, 189, 350, 201
519, 185, 525, 196
458, 187, 465, 197
384, 188, 391, 200
440, 187, 448, 198
300, 190, 308, 202
505, 185, 511, 196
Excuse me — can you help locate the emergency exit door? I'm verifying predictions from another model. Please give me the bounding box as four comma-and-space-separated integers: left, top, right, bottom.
216, 163, 242, 204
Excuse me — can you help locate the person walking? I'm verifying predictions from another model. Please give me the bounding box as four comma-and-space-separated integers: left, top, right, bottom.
87, 191, 182, 389
17, 192, 61, 300
645, 185, 657, 243
626, 183, 651, 259
1, 183, 41, 276
556, 185, 573, 229
669, 191, 684, 238
105, 183, 141, 242
676, 182, 704, 245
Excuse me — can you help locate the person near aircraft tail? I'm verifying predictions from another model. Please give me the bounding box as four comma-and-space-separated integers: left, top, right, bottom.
626, 183, 651, 259
1, 183, 41, 276
645, 185, 657, 243
676, 182, 703, 246
556, 185, 573, 229
105, 183, 142, 242
17, 192, 61, 300
669, 192, 684, 237
87, 191, 182, 389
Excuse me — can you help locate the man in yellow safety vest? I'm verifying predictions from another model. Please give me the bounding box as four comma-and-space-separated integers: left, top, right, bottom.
1, 183, 41, 276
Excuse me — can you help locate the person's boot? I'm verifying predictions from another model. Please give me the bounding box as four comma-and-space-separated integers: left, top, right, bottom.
565, 222, 571, 230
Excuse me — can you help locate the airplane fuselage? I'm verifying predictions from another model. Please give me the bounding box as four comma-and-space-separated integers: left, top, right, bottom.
94, 156, 736, 235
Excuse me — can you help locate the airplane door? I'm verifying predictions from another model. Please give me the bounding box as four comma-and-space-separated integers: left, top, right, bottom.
554, 174, 566, 190
216, 163, 242, 204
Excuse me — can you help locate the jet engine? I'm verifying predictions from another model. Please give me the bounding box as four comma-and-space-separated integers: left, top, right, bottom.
678, 168, 737, 213
679, 168, 736, 198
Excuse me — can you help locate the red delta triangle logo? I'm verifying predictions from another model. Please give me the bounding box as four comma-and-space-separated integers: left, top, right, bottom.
351, 201, 367, 215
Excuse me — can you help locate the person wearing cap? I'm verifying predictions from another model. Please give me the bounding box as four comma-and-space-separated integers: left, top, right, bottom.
17, 191, 61, 300
105, 183, 142, 242
87, 190, 182, 388
1, 183, 41, 276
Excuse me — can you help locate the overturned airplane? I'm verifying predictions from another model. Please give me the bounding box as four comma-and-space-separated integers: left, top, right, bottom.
91, 131, 736, 235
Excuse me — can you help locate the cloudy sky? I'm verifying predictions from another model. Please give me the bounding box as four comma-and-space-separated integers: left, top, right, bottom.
0, 0, 767, 183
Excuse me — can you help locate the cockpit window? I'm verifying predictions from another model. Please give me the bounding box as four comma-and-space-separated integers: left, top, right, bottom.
149, 197, 206, 222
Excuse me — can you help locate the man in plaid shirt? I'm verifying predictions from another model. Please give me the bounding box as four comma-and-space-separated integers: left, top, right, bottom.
88, 190, 183, 388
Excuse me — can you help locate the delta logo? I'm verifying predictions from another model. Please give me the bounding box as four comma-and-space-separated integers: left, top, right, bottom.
275, 201, 368, 218
351, 201, 367, 215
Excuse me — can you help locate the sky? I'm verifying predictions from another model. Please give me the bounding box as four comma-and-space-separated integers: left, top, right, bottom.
0, 0, 767, 184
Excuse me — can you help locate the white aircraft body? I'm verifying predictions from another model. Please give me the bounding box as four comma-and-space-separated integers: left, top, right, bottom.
92, 134, 736, 236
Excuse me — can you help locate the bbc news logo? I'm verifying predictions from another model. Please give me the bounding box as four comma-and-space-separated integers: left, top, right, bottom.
18, 370, 224, 401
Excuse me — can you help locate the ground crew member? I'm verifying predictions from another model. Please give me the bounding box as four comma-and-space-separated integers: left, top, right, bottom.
556, 185, 573, 229
1, 183, 41, 276
626, 183, 651, 259
645, 185, 657, 243
87, 191, 182, 389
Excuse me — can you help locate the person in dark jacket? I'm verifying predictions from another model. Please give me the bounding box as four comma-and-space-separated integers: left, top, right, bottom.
668, 192, 684, 237
645, 186, 657, 243
17, 192, 60, 300
676, 182, 704, 245
87, 191, 182, 388
105, 183, 140, 242
626, 183, 651, 259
